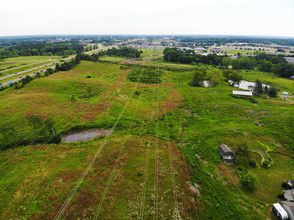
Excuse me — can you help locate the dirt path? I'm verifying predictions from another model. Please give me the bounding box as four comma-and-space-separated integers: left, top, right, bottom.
279, 95, 294, 102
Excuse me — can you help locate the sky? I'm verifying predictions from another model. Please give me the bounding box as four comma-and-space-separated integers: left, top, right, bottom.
0, 0, 293, 37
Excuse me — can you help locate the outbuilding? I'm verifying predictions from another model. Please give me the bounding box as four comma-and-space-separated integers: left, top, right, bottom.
273, 203, 289, 220
290, 75, 294, 80
232, 90, 253, 98
282, 201, 294, 220
218, 144, 233, 160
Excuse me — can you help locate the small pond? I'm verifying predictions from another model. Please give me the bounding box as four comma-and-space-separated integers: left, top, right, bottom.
62, 129, 113, 143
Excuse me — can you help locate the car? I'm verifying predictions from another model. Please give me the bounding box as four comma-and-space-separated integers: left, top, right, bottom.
19, 76, 23, 79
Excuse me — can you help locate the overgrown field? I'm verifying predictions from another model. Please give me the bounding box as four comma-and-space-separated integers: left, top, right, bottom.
0, 54, 293, 219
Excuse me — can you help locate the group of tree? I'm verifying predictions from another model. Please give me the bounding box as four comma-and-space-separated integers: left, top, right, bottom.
189, 66, 220, 87
0, 42, 84, 59
163, 48, 294, 78
228, 54, 294, 78
98, 47, 142, 58
223, 69, 243, 85
254, 79, 278, 97
163, 47, 224, 65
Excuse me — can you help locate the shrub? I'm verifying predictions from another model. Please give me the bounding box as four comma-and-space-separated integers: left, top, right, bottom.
262, 160, 271, 168
237, 167, 257, 189
249, 159, 257, 167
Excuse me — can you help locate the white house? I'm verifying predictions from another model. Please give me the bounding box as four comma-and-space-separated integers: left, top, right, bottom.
228, 80, 269, 92
282, 201, 294, 220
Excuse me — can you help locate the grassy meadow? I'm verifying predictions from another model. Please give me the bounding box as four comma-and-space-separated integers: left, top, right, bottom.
0, 52, 293, 219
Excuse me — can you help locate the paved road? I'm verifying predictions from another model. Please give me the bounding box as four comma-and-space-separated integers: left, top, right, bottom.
0, 44, 103, 88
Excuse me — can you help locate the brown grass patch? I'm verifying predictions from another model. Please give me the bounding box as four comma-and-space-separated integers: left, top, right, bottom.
218, 163, 233, 186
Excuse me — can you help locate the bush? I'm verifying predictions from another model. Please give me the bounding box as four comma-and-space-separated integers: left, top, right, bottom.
237, 166, 257, 189
190, 71, 205, 87
249, 159, 257, 167
262, 160, 271, 168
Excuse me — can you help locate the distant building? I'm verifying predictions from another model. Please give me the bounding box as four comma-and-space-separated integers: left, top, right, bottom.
290, 75, 294, 80
282, 201, 294, 220
218, 144, 233, 160
232, 90, 253, 98
282, 92, 289, 95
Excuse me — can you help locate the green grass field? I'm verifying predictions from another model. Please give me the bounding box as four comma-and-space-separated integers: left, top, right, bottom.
98, 55, 126, 62
226, 50, 257, 55
0, 53, 293, 219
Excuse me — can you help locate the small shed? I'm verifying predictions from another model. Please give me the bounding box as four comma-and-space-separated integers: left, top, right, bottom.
218, 144, 233, 160
282, 201, 294, 220
232, 90, 253, 98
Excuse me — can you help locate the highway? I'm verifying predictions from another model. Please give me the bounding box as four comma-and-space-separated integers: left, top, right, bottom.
0, 44, 103, 88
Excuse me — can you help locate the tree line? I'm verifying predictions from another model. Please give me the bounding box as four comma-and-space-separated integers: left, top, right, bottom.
98, 47, 142, 58
0, 42, 84, 60
163, 48, 294, 78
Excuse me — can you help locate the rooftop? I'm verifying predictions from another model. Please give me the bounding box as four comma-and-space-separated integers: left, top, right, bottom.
232, 90, 253, 96
219, 144, 232, 153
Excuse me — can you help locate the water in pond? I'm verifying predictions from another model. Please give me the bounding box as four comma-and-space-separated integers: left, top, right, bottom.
62, 129, 113, 143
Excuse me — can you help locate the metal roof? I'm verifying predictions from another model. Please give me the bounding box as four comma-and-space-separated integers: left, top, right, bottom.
232, 90, 252, 96
218, 144, 232, 153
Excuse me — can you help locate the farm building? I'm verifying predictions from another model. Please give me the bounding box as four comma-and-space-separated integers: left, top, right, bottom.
282, 201, 294, 220
284, 189, 294, 202
232, 90, 253, 98
218, 144, 233, 160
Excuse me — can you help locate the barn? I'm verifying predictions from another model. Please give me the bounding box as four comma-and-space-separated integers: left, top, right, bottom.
232, 90, 253, 98
218, 144, 233, 160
